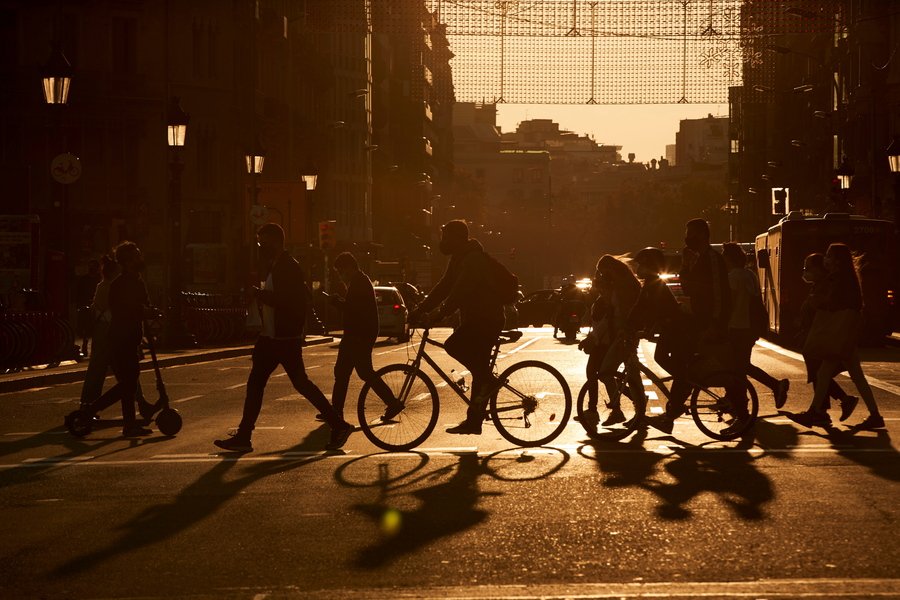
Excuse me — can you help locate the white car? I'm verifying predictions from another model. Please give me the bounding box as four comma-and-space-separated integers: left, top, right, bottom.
374, 286, 410, 342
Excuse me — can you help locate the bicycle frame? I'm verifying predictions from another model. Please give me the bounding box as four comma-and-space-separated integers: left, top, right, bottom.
401, 327, 503, 408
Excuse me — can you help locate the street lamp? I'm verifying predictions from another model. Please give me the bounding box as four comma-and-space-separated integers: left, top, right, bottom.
887, 137, 900, 173
42, 42, 72, 105
164, 96, 194, 348
836, 157, 854, 190
245, 137, 266, 177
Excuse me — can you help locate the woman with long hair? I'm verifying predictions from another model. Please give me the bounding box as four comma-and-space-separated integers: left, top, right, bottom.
792, 243, 883, 430
579, 254, 644, 432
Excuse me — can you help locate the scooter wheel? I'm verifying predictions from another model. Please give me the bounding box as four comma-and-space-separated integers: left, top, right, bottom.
156, 408, 183, 436
65, 409, 93, 437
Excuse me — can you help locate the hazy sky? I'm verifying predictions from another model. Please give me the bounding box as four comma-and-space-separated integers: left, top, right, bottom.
496, 103, 729, 163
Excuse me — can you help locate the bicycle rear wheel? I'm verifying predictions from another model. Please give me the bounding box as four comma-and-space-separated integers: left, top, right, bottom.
357, 364, 438, 451
490, 360, 571, 447
690, 378, 759, 441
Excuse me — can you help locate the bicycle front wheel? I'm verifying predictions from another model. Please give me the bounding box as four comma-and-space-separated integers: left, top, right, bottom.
490, 360, 572, 447
357, 364, 439, 451
690, 378, 759, 441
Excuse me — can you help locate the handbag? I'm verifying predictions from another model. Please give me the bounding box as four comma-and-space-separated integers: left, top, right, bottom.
802, 308, 860, 360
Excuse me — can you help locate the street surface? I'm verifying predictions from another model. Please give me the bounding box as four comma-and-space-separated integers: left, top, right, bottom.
2, 327, 899, 599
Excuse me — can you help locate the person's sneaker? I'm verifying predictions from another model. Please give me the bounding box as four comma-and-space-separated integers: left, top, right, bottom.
853, 414, 885, 431
446, 419, 482, 435
381, 401, 404, 422
325, 423, 354, 450
123, 425, 153, 437
214, 431, 253, 452
647, 414, 675, 434
314, 413, 326, 422
602, 407, 627, 427
838, 396, 859, 422
774, 379, 790, 409
788, 410, 831, 429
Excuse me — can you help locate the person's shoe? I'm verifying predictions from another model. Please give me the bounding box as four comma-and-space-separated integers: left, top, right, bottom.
214, 431, 253, 452
838, 396, 859, 422
123, 425, 153, 437
446, 419, 482, 435
314, 413, 326, 422
325, 423, 354, 450
788, 410, 831, 429
647, 414, 675, 434
853, 414, 885, 431
602, 407, 627, 427
579, 407, 600, 433
720, 413, 751, 438
381, 401, 404, 422
774, 379, 790, 410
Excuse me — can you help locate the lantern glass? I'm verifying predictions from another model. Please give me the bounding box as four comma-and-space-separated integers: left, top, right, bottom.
42, 75, 71, 105
246, 154, 265, 174
167, 123, 187, 147
890, 154, 900, 173
838, 174, 852, 190
302, 174, 318, 191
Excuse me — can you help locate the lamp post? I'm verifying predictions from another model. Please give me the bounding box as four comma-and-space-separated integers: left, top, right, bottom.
164, 96, 194, 347
835, 157, 855, 212
42, 42, 75, 325
245, 137, 266, 280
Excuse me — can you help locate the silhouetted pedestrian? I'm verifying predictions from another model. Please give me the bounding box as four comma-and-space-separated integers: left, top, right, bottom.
78, 254, 119, 409
214, 224, 353, 452
793, 243, 883, 430
326, 252, 400, 422
722, 243, 790, 410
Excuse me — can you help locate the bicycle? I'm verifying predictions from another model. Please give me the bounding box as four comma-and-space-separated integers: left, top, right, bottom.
575, 333, 758, 441
356, 325, 572, 451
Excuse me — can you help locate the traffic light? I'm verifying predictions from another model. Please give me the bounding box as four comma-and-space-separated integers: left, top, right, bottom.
772, 188, 789, 215
318, 220, 336, 250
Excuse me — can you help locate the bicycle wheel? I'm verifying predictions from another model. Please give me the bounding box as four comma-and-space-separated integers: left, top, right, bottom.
357, 364, 439, 451
490, 360, 572, 447
575, 374, 642, 441
690, 378, 759, 441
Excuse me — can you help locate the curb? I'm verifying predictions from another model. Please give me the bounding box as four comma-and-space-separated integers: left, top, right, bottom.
0, 336, 335, 394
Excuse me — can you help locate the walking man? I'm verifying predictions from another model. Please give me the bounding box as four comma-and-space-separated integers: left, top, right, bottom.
214, 224, 352, 452
327, 252, 400, 422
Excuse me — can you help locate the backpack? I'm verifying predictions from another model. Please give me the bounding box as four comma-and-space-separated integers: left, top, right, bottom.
483, 252, 520, 305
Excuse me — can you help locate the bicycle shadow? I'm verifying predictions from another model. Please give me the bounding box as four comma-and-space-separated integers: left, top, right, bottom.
50, 425, 334, 578
347, 452, 494, 569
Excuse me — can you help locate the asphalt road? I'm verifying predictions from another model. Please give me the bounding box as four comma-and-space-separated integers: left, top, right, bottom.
2, 327, 899, 599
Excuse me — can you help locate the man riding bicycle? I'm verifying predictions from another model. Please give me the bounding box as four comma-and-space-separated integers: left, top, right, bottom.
410, 220, 506, 435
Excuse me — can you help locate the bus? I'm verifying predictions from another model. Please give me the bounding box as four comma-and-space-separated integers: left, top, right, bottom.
755, 212, 897, 344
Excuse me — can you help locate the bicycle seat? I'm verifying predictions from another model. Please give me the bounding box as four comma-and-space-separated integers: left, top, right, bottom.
498, 330, 523, 344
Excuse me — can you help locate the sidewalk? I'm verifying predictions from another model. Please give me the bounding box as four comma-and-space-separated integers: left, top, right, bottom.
0, 335, 335, 394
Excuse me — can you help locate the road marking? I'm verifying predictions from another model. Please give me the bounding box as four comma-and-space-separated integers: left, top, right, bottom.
4, 431, 67, 436
3, 442, 898, 469
225, 383, 245, 389
173, 395, 203, 404
272, 373, 287, 378
254, 426, 285, 430
500, 336, 541, 358
375, 347, 406, 356
756, 338, 900, 396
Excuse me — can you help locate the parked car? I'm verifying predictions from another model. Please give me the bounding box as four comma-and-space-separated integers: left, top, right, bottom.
389, 281, 424, 311
515, 289, 561, 327
374, 285, 410, 342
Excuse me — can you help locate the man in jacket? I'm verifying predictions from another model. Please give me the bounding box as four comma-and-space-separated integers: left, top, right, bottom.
214, 223, 352, 452
328, 251, 400, 421
410, 220, 505, 434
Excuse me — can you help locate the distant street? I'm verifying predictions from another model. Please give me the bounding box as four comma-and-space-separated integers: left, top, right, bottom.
2, 327, 899, 599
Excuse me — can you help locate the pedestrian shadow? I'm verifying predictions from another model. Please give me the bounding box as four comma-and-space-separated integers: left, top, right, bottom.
732, 414, 800, 460
578, 427, 774, 521
49, 427, 333, 579
649, 447, 774, 520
